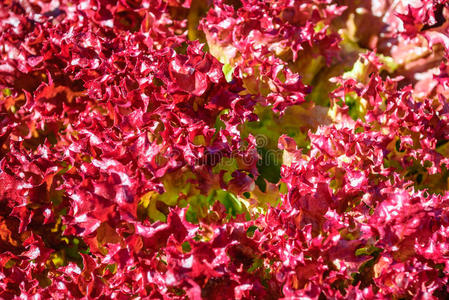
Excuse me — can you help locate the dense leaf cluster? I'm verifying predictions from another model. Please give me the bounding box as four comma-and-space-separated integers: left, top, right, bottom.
1, 0, 449, 298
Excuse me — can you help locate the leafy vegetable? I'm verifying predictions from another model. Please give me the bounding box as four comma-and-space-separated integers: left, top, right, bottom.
1, 0, 449, 298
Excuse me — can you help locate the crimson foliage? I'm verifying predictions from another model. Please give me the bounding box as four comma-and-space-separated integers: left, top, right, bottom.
1, 0, 449, 298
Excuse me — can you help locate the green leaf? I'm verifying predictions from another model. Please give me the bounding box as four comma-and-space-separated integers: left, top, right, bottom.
355, 245, 382, 257
182, 241, 192, 253
213, 157, 238, 183
2, 88, 11, 96
216, 190, 243, 216
246, 225, 258, 238
222, 63, 235, 82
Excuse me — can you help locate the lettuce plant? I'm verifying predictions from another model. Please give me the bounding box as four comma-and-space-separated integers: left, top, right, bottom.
1, 0, 449, 298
